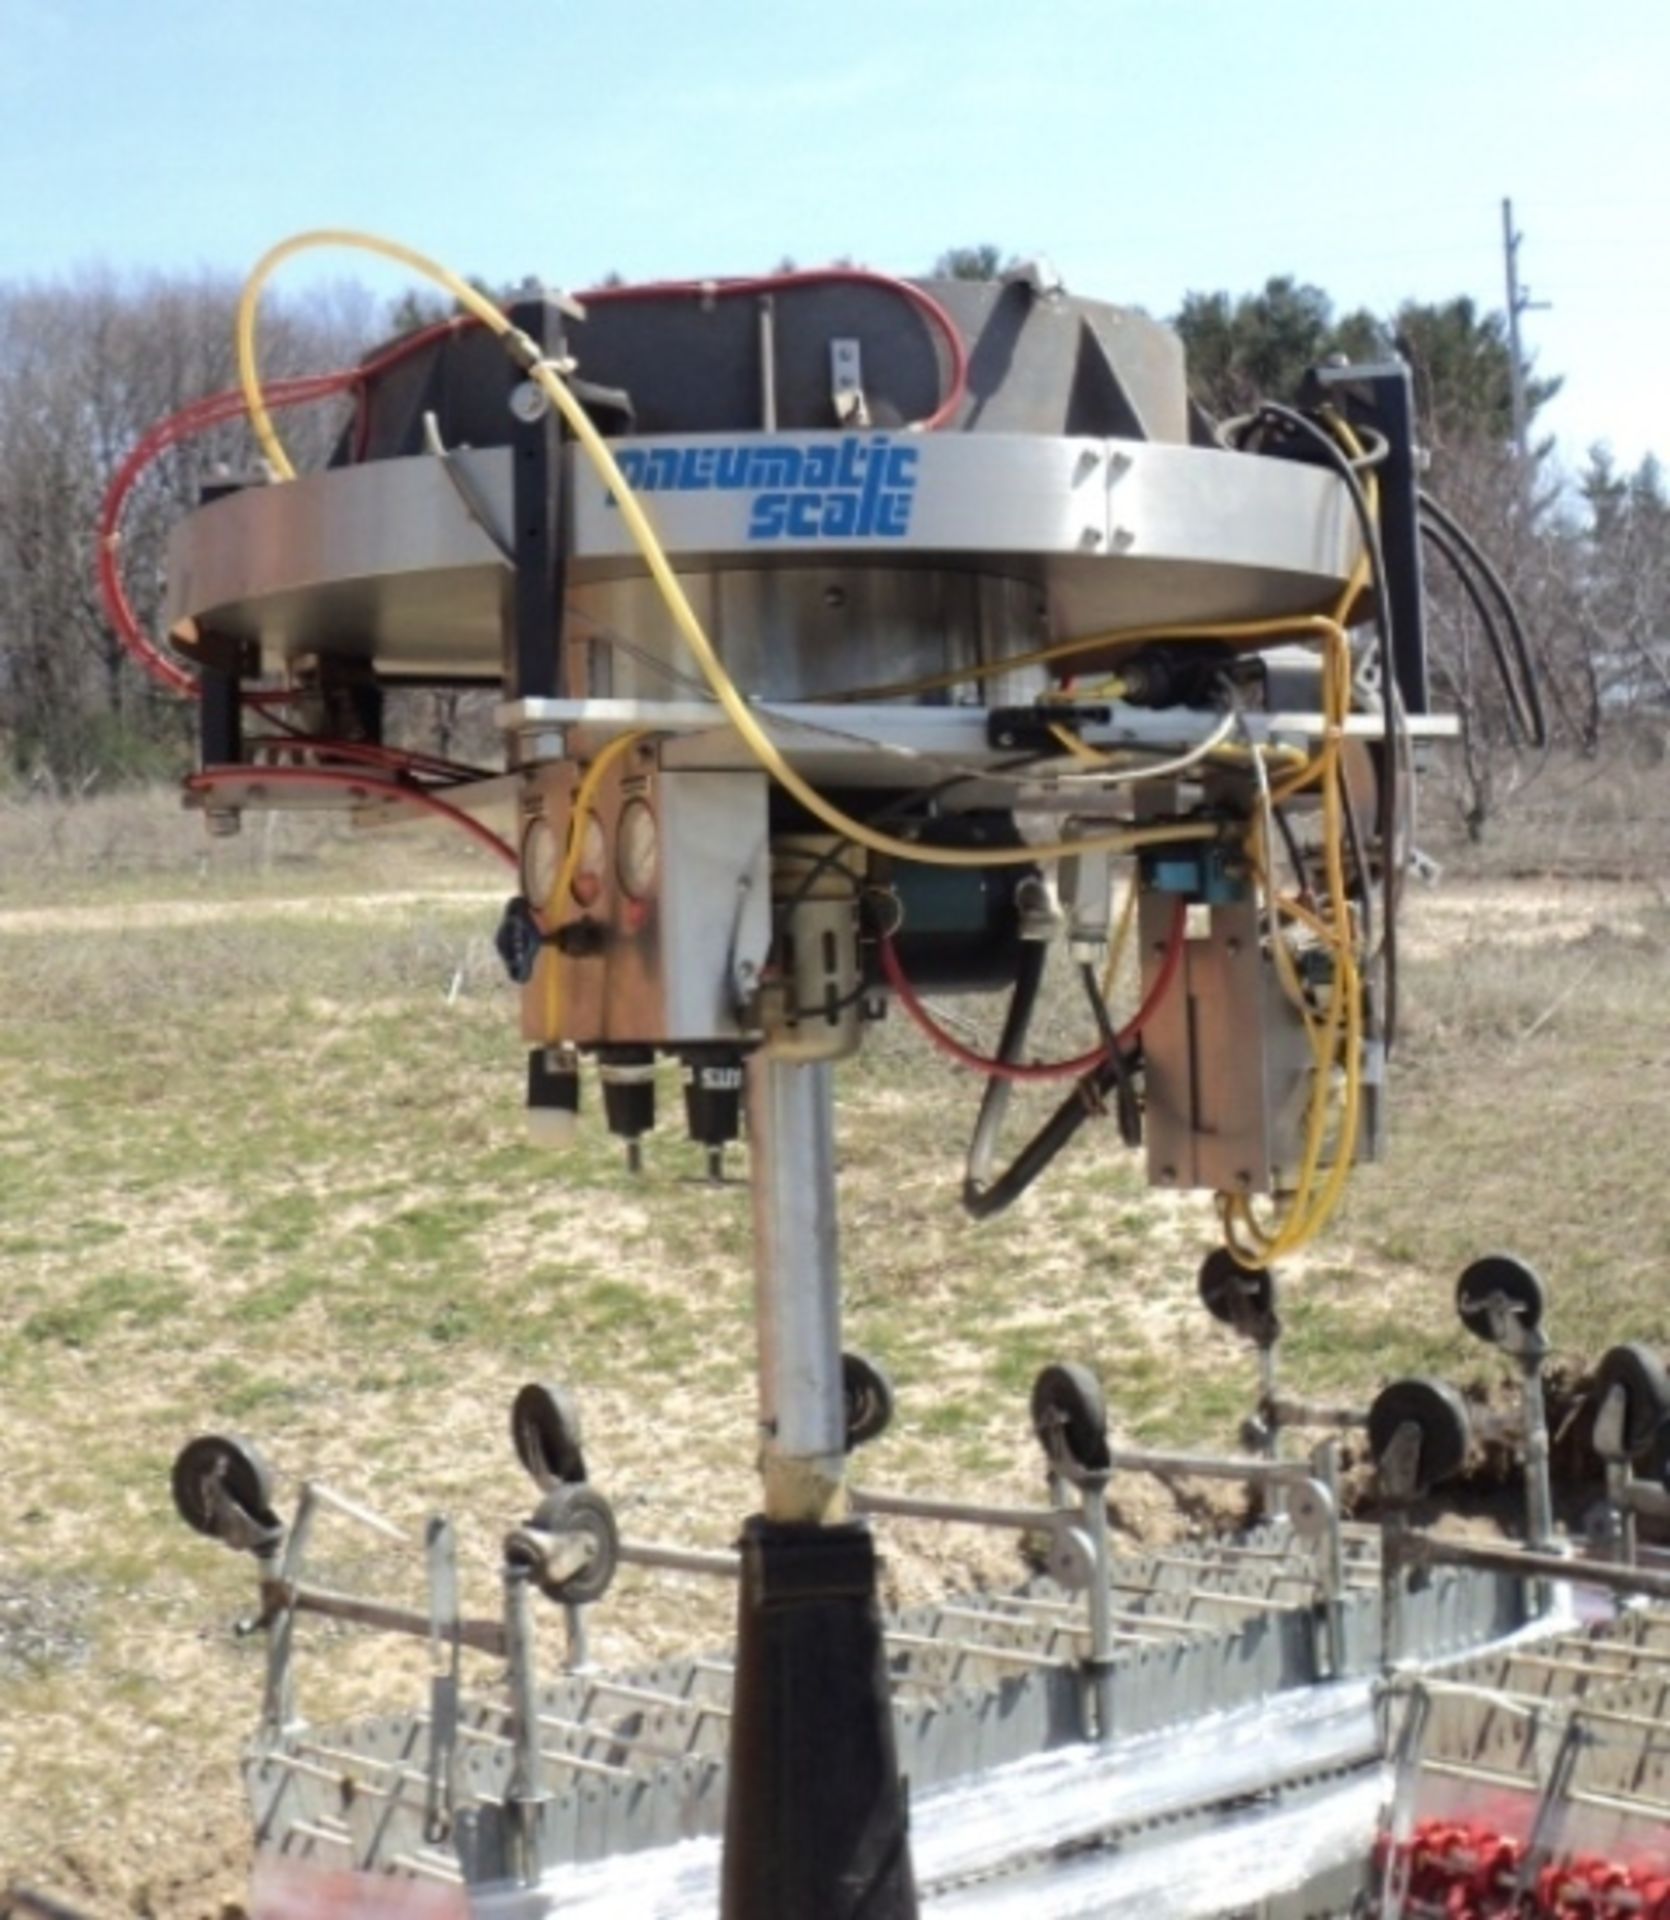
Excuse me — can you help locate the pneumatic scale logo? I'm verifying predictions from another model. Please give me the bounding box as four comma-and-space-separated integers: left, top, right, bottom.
610, 437, 920, 541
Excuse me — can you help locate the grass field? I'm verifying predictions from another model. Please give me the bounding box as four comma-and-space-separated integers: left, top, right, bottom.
1, 767, 1668, 1915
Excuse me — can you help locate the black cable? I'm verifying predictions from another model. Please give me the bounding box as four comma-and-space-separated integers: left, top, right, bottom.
962, 1065, 1117, 1221
1079, 962, 1142, 1147
1337, 777, 1375, 963
1271, 802, 1311, 903
961, 938, 1049, 1206
959, 948, 1149, 1220
1417, 518, 1535, 745
1417, 489, 1548, 748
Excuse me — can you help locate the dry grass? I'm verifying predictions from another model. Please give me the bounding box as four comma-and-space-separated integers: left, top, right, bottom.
2, 776, 1669, 1914
1421, 745, 1670, 884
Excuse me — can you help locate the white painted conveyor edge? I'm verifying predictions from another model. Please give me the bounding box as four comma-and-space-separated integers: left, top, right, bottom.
510, 1680, 1380, 1919
929, 1771, 1387, 1918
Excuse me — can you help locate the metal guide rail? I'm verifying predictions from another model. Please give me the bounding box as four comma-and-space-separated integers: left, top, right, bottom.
164, 1240, 1670, 1908
157, 1223, 1670, 1918
1354, 1276, 1670, 1919
1374, 1607, 1670, 1919
170, 1357, 1533, 1896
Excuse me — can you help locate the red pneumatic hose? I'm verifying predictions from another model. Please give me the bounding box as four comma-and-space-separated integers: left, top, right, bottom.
575, 269, 971, 432
878, 898, 1186, 1083
100, 268, 971, 703
185, 765, 518, 868
97, 373, 348, 697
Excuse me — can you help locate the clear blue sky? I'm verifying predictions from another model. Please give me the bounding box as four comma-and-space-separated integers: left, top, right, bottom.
3, 0, 1663, 471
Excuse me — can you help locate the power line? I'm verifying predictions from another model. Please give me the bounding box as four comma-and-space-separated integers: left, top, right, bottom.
1501, 196, 1552, 466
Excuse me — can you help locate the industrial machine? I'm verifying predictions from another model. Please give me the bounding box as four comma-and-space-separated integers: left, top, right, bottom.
94, 229, 1589, 1916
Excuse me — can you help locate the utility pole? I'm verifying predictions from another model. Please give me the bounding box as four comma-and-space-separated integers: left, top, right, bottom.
1501, 197, 1551, 469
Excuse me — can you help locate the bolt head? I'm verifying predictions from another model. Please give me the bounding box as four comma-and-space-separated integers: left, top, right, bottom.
510, 381, 549, 424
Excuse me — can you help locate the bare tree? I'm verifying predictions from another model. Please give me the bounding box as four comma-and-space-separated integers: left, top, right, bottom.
0, 270, 374, 786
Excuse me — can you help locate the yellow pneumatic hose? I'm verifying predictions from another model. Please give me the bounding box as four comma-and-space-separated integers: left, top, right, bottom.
539, 728, 646, 1038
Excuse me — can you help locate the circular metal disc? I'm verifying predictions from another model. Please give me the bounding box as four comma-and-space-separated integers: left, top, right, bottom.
1285, 1477, 1336, 1545
1456, 1254, 1545, 1345
1030, 1361, 1111, 1478
171, 1433, 279, 1541
1043, 1520, 1096, 1593
511, 1382, 588, 1490
1367, 1377, 1471, 1495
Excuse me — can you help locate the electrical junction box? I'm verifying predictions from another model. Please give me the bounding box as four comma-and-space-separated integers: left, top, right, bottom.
1138, 886, 1380, 1197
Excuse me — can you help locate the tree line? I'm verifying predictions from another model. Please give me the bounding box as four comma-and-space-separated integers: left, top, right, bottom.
1175, 275, 1670, 835
1, 258, 1664, 835
0, 272, 372, 786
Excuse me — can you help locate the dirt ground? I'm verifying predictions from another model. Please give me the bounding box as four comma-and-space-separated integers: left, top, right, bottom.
1, 807, 1665, 1916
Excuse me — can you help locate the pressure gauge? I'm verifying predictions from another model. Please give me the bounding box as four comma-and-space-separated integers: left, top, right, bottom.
572, 814, 607, 907
521, 817, 560, 906
616, 798, 659, 901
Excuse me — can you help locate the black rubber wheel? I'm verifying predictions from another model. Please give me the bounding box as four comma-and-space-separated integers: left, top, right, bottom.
1367, 1377, 1472, 1495
171, 1434, 280, 1542
843, 1351, 896, 1451
1456, 1254, 1546, 1345
1197, 1248, 1279, 1346
511, 1381, 587, 1490
1031, 1361, 1111, 1477
529, 1484, 619, 1605
1593, 1343, 1670, 1461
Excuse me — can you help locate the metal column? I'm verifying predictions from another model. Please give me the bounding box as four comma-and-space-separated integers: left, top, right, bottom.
722, 1052, 916, 1920
746, 1056, 847, 1524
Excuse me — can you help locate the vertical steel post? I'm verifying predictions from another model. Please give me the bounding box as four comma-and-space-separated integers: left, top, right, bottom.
1078, 1470, 1117, 1744
502, 1561, 548, 1885
1607, 1459, 1639, 1567
721, 1051, 916, 1920
507, 298, 565, 705
1381, 1512, 1409, 1673
1258, 1341, 1286, 1523
1312, 1439, 1347, 1677
1519, 1347, 1556, 1552
1519, 1336, 1556, 1624
746, 1055, 847, 1524
259, 1490, 317, 1745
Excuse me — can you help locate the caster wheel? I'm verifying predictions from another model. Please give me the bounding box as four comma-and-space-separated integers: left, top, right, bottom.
1593, 1344, 1670, 1462
1368, 1377, 1471, 1496
1198, 1248, 1279, 1346
843, 1351, 895, 1451
1456, 1254, 1545, 1345
1031, 1361, 1111, 1479
171, 1434, 280, 1545
526, 1484, 620, 1605
511, 1381, 587, 1490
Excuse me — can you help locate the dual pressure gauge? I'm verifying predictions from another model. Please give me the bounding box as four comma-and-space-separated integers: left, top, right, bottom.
522, 797, 658, 911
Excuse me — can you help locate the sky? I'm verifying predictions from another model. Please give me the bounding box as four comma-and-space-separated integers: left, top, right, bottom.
2, 0, 1664, 471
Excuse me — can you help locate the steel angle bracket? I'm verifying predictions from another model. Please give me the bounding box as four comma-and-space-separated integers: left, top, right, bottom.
425, 1514, 463, 1844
